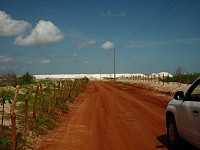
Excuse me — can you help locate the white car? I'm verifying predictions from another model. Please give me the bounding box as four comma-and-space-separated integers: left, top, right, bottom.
166, 76, 200, 148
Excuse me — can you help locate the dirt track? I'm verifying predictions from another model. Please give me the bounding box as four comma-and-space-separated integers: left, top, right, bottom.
37, 81, 196, 150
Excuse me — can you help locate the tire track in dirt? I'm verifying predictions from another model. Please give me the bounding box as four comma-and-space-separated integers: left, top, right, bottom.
38, 81, 175, 150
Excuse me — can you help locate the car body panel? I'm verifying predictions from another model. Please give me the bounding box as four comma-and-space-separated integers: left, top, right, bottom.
166, 77, 200, 148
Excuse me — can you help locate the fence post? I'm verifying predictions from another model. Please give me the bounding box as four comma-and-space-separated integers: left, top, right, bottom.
25, 86, 33, 135
33, 85, 39, 129
39, 84, 44, 117
11, 85, 19, 150
69, 81, 72, 98
53, 83, 56, 110
163, 74, 164, 85
1, 100, 4, 132
61, 81, 64, 102
47, 83, 52, 113
57, 81, 60, 105
64, 81, 68, 101
168, 74, 170, 85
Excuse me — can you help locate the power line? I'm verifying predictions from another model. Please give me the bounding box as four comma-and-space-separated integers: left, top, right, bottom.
124, 0, 175, 42
116, 0, 198, 47
131, 0, 182, 40
134, 0, 198, 41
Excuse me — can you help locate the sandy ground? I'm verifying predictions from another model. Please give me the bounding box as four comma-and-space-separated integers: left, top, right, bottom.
118, 79, 190, 95
37, 81, 197, 150
141, 82, 189, 96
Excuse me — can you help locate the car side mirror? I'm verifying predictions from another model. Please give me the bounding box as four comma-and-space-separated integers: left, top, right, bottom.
174, 91, 184, 100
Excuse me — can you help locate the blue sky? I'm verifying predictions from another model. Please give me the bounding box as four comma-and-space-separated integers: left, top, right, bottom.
0, 0, 200, 75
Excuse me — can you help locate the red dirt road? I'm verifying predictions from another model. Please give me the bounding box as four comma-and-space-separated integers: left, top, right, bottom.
37, 81, 189, 150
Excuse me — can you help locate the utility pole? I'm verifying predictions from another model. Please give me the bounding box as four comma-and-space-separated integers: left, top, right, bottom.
114, 48, 116, 82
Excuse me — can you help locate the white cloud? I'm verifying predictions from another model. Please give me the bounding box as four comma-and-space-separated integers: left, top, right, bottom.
101, 10, 126, 17
101, 41, 115, 49
72, 53, 78, 57
14, 20, 64, 46
115, 12, 126, 17
0, 11, 31, 36
101, 11, 113, 17
76, 40, 96, 48
0, 55, 13, 62
40, 59, 51, 64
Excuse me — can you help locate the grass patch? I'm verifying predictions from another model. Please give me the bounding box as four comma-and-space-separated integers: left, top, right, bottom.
68, 97, 75, 103
17, 93, 27, 102
57, 103, 69, 113
0, 126, 11, 150
3, 113, 11, 120
0, 135, 11, 150
36, 117, 56, 130
117, 81, 132, 86
16, 103, 25, 113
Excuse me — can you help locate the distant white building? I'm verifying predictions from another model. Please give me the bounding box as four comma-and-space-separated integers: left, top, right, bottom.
34, 72, 173, 80
150, 72, 173, 78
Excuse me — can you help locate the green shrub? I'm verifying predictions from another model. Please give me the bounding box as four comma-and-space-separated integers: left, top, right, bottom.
57, 103, 69, 113
161, 73, 200, 84
0, 136, 11, 150
36, 117, 56, 130
20, 72, 33, 85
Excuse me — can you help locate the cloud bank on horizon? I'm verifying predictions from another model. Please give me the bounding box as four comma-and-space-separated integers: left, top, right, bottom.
0, 11, 64, 46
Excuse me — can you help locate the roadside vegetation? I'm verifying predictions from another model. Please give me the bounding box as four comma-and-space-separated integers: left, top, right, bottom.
0, 71, 89, 149
161, 73, 200, 84
161, 67, 200, 84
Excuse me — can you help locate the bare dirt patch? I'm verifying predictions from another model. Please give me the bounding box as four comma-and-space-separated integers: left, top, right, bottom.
37, 81, 178, 150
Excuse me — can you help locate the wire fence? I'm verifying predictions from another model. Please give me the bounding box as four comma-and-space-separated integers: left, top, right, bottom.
119, 73, 200, 86
0, 78, 88, 149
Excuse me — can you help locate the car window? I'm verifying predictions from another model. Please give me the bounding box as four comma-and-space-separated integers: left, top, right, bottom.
190, 83, 200, 101
191, 83, 200, 94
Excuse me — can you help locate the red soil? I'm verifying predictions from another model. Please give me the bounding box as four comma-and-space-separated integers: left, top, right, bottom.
37, 81, 194, 150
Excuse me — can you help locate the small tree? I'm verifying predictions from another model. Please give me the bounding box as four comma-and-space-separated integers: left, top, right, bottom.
0, 90, 13, 132
20, 72, 33, 85
175, 66, 185, 75
175, 67, 185, 84
1, 71, 20, 87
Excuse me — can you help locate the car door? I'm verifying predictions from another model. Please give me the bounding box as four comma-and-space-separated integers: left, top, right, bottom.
190, 82, 200, 146
178, 100, 198, 141
178, 79, 200, 145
